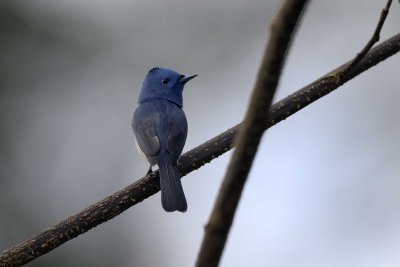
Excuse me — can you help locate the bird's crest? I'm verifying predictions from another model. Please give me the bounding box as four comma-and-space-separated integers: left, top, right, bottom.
149, 67, 160, 73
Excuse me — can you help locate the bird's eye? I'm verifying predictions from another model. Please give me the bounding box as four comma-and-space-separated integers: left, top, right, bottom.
161, 78, 170, 84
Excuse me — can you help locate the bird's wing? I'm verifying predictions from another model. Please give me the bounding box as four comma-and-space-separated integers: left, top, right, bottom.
132, 105, 160, 159
166, 106, 188, 159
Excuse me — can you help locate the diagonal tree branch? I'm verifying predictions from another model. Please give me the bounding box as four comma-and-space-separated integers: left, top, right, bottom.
195, 0, 310, 266
0, 33, 399, 267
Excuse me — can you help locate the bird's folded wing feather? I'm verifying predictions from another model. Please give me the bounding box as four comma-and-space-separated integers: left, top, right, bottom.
133, 107, 160, 157
166, 108, 188, 158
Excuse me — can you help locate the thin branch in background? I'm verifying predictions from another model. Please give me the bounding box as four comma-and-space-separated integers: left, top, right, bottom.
194, 0, 310, 266
1, 20, 400, 267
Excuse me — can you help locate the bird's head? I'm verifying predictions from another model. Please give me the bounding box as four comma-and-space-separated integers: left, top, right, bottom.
138, 67, 197, 107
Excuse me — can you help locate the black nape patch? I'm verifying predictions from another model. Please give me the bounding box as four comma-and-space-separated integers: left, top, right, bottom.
149, 67, 160, 73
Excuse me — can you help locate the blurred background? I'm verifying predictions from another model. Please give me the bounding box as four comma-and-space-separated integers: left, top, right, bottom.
1, 0, 400, 266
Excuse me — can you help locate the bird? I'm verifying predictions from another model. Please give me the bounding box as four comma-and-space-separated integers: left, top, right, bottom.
132, 67, 197, 212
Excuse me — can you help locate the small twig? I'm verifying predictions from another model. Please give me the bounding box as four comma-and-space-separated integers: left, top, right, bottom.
335, 0, 392, 80
0, 34, 399, 267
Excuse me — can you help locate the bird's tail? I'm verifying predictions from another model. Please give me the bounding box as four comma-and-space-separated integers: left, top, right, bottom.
158, 151, 187, 212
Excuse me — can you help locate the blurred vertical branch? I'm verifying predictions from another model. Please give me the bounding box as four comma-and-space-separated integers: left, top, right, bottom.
195, 0, 310, 266
0, 1, 399, 267
195, 1, 395, 266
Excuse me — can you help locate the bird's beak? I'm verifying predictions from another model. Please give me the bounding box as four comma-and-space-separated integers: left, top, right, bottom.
179, 74, 197, 84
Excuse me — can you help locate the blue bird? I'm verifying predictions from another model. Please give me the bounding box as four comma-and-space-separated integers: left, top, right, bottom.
132, 67, 197, 212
